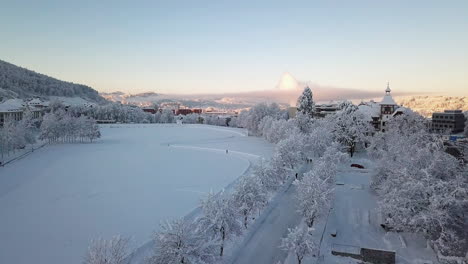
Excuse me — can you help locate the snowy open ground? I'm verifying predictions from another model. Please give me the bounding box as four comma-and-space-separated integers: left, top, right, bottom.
0, 124, 273, 264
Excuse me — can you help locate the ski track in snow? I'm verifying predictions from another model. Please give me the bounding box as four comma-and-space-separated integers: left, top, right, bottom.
125, 127, 264, 264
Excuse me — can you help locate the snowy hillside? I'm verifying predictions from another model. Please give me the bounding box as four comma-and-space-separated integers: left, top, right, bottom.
0, 59, 106, 103
396, 95, 468, 117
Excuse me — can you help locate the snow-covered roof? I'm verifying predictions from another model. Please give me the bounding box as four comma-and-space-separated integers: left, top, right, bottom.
357, 103, 380, 121
28, 98, 43, 105
379, 83, 398, 105
379, 94, 397, 105
0, 99, 26, 112
392, 106, 408, 116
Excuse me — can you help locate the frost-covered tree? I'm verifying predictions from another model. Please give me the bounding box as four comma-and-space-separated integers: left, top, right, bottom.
295, 144, 345, 227
39, 111, 100, 143
198, 192, 242, 257
370, 112, 468, 257
253, 158, 287, 192
262, 118, 299, 144
159, 109, 175, 123
296, 164, 334, 227
275, 131, 305, 169
302, 119, 335, 161
83, 235, 129, 264
148, 218, 218, 264
180, 113, 200, 124
464, 111, 468, 137
232, 175, 267, 228
280, 226, 316, 264
296, 86, 315, 118
332, 102, 373, 157
238, 103, 284, 136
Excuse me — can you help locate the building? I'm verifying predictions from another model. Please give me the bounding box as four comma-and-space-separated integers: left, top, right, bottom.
0, 98, 48, 126
358, 83, 406, 132
0, 99, 26, 126
175, 108, 202, 115
315, 103, 340, 117
142, 107, 157, 114
432, 110, 465, 133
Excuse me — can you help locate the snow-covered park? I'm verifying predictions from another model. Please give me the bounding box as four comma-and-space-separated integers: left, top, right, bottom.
0, 124, 273, 264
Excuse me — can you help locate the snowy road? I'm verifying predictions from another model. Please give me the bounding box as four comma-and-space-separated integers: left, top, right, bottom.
229, 164, 310, 264
317, 155, 439, 264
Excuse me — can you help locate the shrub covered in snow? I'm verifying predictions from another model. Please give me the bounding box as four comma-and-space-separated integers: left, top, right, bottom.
198, 192, 242, 257
280, 226, 316, 264
232, 175, 267, 229
83, 236, 129, 264
148, 218, 219, 264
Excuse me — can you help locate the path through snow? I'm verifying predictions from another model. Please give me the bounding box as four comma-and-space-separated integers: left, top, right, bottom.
229, 164, 311, 264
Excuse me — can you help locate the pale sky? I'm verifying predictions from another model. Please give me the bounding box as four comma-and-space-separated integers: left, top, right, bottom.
1, 0, 467, 95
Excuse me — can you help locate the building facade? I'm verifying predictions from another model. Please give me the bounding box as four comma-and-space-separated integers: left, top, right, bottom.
0, 98, 47, 126
358, 83, 405, 132
432, 110, 465, 133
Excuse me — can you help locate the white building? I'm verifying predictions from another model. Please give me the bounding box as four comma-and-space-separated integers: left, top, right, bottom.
0, 98, 48, 126
358, 83, 406, 132
0, 99, 26, 125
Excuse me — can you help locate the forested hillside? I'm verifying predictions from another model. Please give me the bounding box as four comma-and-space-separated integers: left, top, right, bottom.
0, 60, 106, 103
397, 95, 468, 117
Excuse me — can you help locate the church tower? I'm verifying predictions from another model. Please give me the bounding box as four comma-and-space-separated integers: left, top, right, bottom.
379, 82, 398, 132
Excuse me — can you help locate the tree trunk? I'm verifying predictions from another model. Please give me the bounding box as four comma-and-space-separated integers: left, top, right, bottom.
220, 227, 225, 256
244, 211, 248, 229
297, 255, 302, 264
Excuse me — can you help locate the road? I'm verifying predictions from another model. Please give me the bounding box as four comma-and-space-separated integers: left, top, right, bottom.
230, 164, 310, 264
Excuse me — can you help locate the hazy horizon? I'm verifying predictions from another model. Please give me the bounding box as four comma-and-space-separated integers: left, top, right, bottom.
1, 1, 467, 96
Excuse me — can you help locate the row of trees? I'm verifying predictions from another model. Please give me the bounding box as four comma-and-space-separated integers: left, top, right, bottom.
1, 103, 102, 162
39, 110, 101, 143
84, 87, 467, 263
83, 97, 309, 263
369, 110, 468, 258
0, 111, 38, 159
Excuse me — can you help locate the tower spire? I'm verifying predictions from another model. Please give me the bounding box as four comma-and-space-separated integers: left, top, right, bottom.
385, 82, 391, 95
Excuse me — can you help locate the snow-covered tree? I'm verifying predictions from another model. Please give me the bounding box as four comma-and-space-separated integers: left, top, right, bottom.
159, 109, 175, 123
296, 86, 315, 118
275, 131, 305, 169
332, 102, 373, 157
464, 111, 468, 137
370, 113, 468, 257
295, 144, 344, 227
279, 226, 316, 264
262, 118, 299, 144
253, 158, 287, 192
238, 103, 284, 136
148, 218, 218, 264
296, 165, 334, 227
84, 235, 129, 264
39, 111, 100, 143
198, 192, 242, 257
180, 113, 200, 124
302, 119, 335, 161
232, 175, 267, 228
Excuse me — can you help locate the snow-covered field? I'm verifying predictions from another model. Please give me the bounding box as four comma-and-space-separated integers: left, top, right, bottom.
0, 124, 273, 264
